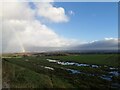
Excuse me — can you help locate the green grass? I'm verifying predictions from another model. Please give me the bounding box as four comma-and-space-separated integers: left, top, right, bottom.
2, 53, 120, 89
5, 54, 119, 68
3, 61, 74, 88
46, 54, 119, 67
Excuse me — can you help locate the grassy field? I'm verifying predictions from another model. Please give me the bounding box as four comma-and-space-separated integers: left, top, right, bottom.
3, 61, 74, 88
2, 53, 120, 89
46, 54, 119, 67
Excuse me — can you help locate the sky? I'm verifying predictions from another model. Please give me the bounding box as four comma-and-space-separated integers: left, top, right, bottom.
1, 0, 119, 53
45, 2, 118, 42
29, 2, 118, 41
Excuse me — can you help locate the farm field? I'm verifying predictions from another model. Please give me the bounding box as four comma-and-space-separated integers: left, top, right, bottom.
2, 53, 120, 89
2, 1, 119, 89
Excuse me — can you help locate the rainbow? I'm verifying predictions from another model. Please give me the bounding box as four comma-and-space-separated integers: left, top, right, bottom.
12, 29, 25, 53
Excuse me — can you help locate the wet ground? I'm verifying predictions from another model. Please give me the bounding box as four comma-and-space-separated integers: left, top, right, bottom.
46, 58, 119, 81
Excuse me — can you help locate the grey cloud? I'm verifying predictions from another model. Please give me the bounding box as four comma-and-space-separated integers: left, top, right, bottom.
72, 38, 119, 51
21, 38, 119, 53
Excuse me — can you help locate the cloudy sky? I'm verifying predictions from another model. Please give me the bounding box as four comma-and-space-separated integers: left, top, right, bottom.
1, 0, 119, 53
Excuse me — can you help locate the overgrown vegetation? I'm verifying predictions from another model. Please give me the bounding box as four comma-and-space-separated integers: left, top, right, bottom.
2, 53, 120, 89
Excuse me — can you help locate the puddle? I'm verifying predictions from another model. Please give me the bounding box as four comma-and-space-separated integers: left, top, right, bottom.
47, 59, 118, 71
46, 58, 119, 81
75, 63, 89, 67
109, 71, 119, 76
40, 65, 54, 70
58, 62, 75, 65
46, 59, 57, 63
100, 75, 112, 81
57, 61, 90, 67
65, 68, 117, 81
109, 67, 116, 70
98, 71, 119, 81
47, 59, 95, 67
44, 66, 54, 70
66, 69, 81, 74
91, 65, 99, 68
